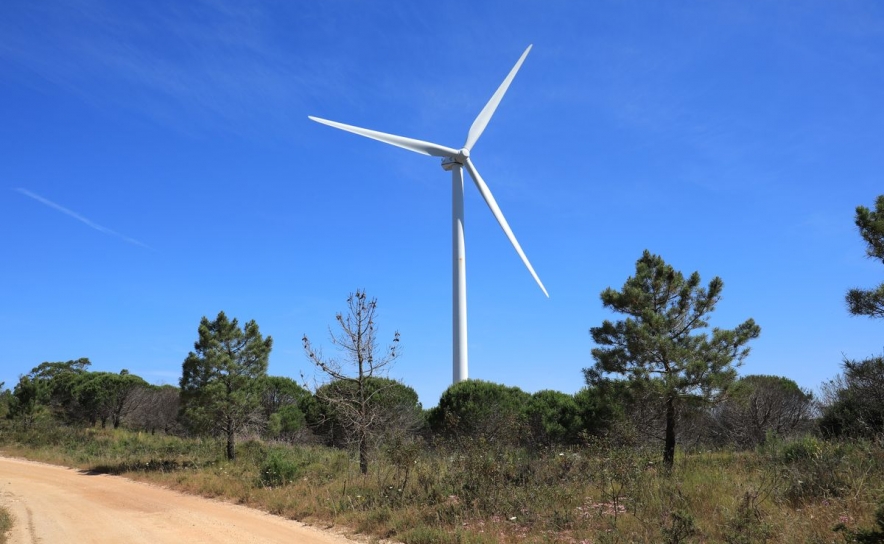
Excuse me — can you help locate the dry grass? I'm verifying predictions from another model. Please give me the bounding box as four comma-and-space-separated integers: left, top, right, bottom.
0, 505, 12, 544
1, 422, 883, 543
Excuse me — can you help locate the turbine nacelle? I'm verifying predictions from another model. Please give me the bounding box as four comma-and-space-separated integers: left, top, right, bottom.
440, 148, 470, 171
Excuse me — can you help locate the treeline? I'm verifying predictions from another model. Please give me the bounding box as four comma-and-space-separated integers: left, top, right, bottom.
2, 354, 881, 456
2, 194, 884, 471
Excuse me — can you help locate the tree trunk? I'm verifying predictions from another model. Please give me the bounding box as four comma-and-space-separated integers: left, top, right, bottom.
358, 433, 368, 475
663, 395, 677, 472
226, 419, 236, 461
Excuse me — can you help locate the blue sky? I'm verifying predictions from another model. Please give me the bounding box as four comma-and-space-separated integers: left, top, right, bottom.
2, 0, 882, 407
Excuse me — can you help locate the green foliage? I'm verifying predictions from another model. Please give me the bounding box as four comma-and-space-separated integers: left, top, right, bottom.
428, 380, 530, 443
723, 490, 773, 544
523, 389, 581, 446
847, 195, 884, 319
399, 527, 496, 544
661, 509, 697, 543
572, 382, 635, 442
767, 435, 852, 505
5, 364, 151, 431
74, 371, 148, 428
267, 404, 307, 442
259, 448, 304, 487
260, 376, 309, 420
8, 375, 47, 424
308, 377, 421, 447
586, 250, 761, 468
0, 383, 10, 420
820, 356, 884, 440
180, 311, 272, 461
12, 359, 91, 423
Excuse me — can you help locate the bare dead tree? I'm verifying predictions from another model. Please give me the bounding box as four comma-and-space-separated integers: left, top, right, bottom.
302, 289, 400, 474
708, 375, 814, 448
124, 385, 181, 434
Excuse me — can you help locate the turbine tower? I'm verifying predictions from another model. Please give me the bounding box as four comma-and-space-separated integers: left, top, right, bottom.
309, 45, 547, 384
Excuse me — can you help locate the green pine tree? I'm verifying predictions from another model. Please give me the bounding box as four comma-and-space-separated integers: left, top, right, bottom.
847, 195, 884, 318
180, 311, 272, 461
585, 250, 760, 470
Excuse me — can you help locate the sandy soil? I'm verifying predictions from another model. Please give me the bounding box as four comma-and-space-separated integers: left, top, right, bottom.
0, 456, 360, 544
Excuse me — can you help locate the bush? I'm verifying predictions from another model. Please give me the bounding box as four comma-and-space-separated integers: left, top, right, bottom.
428, 380, 529, 443
523, 390, 581, 447
306, 377, 421, 448
820, 356, 884, 440
0, 505, 11, 544
767, 435, 851, 505
259, 449, 303, 487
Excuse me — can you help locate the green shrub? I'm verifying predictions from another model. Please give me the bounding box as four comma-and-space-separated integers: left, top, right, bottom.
768, 435, 850, 505
661, 509, 697, 543
723, 491, 773, 544
523, 389, 581, 447
258, 449, 302, 487
429, 380, 529, 443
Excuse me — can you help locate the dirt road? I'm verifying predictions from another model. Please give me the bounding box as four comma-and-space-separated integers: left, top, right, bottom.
0, 456, 359, 544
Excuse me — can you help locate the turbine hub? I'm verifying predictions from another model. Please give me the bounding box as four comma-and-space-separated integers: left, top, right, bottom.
441, 148, 470, 171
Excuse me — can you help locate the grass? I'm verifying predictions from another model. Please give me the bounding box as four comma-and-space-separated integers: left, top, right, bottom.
0, 505, 11, 544
1, 421, 883, 543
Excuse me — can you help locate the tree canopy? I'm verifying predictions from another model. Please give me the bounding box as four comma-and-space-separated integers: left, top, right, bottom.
428, 380, 530, 443
847, 195, 884, 318
819, 355, 884, 440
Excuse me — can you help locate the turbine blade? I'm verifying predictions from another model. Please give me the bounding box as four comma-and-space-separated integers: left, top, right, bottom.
463, 45, 532, 151
309, 116, 457, 158
463, 157, 549, 297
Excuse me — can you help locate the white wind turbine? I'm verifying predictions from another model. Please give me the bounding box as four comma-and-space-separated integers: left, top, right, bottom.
309, 45, 547, 384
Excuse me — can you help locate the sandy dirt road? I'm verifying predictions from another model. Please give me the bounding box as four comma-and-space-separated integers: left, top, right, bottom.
0, 456, 360, 544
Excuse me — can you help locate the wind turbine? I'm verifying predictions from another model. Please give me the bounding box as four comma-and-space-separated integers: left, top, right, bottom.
309, 45, 547, 384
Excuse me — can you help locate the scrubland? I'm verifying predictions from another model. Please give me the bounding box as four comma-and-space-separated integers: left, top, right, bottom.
2, 422, 882, 543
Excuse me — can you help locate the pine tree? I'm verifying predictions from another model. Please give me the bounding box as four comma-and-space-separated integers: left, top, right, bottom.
847, 195, 884, 318
180, 311, 272, 461
585, 250, 760, 470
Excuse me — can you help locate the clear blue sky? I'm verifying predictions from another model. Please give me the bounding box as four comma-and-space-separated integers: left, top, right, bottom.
2, 0, 882, 407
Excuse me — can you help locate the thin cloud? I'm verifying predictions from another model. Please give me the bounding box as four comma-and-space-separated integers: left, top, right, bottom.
16, 188, 152, 250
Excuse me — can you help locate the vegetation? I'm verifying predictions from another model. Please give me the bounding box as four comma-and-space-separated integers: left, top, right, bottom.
846, 194, 884, 319
0, 505, 11, 544
428, 380, 530, 444
303, 290, 402, 474
819, 356, 884, 441
585, 250, 761, 469
180, 311, 273, 461
710, 375, 815, 449
4, 197, 884, 542
1, 421, 883, 544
